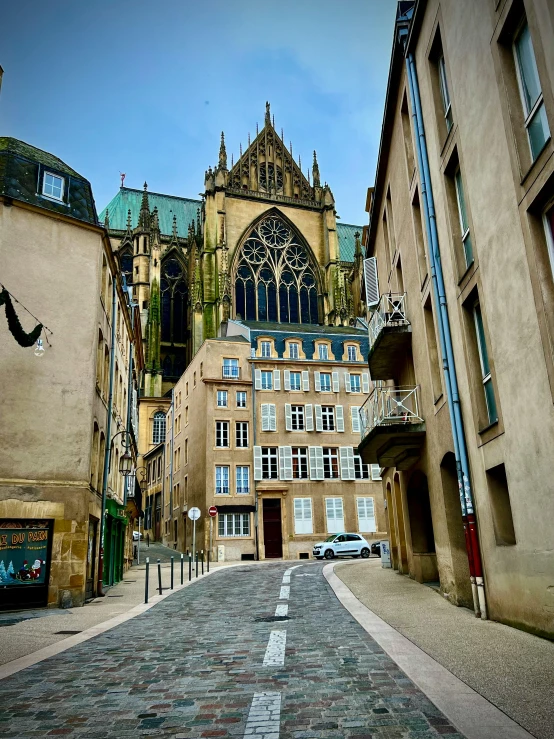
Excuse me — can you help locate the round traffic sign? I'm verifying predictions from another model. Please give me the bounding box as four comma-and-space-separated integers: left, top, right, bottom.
208, 506, 218, 517
188, 506, 201, 521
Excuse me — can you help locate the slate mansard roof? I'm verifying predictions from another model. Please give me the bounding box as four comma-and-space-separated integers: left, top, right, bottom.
100, 187, 360, 263
0, 137, 98, 224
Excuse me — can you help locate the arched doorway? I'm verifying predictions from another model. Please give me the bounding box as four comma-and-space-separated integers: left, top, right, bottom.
440, 452, 472, 606
406, 471, 438, 583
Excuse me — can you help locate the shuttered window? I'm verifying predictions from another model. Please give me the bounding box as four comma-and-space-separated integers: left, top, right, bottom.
357, 497, 376, 532
326, 498, 344, 533
322, 447, 339, 479
351, 406, 361, 433
261, 404, 277, 431
292, 447, 309, 479
261, 447, 278, 479
302, 371, 310, 391
309, 446, 324, 480
294, 498, 313, 534
290, 371, 301, 391
279, 446, 293, 480
339, 447, 355, 480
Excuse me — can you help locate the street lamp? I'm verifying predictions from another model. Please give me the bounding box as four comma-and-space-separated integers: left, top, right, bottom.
119, 450, 133, 477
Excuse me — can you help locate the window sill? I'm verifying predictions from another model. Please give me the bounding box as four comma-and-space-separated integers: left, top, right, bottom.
477, 419, 504, 447
457, 258, 477, 288
520, 136, 552, 189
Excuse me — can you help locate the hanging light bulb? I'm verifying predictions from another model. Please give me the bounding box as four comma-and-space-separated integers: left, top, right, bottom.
34, 338, 45, 357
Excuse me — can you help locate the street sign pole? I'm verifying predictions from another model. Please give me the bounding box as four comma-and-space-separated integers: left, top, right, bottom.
188, 507, 202, 571
208, 506, 217, 562
192, 518, 196, 564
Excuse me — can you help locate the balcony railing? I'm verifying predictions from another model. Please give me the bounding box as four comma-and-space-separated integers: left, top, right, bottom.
360, 385, 423, 439
222, 365, 240, 379
368, 293, 409, 350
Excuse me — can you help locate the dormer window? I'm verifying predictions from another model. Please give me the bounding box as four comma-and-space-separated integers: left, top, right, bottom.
42, 172, 64, 201
318, 344, 329, 360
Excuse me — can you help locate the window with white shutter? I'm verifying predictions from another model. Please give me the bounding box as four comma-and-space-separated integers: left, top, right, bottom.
261, 403, 271, 431
314, 371, 321, 392
362, 373, 370, 394
332, 371, 340, 392
273, 370, 281, 390
351, 406, 361, 433
322, 447, 339, 478
315, 404, 323, 431
344, 372, 351, 393
294, 498, 313, 534
326, 498, 345, 533
255, 369, 262, 390
336, 405, 345, 432
269, 404, 277, 431
261, 371, 273, 390
302, 370, 310, 391
309, 446, 324, 480
363, 257, 379, 308
371, 464, 382, 480
291, 405, 304, 430
254, 446, 262, 480
354, 454, 370, 479
285, 403, 293, 431
305, 404, 314, 431
290, 372, 301, 391
339, 447, 355, 480
284, 370, 291, 391
357, 497, 376, 532
261, 447, 278, 479
292, 447, 309, 478
279, 446, 293, 480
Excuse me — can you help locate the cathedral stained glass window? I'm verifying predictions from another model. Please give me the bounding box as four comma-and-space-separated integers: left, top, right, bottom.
160, 257, 187, 344
234, 216, 319, 325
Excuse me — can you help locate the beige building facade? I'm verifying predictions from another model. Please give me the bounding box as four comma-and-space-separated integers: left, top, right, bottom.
166, 326, 386, 562
0, 138, 143, 608
359, 1, 554, 637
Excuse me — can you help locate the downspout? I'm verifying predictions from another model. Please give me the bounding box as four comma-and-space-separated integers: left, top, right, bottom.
406, 52, 487, 619
97, 277, 117, 596
124, 303, 134, 506
252, 359, 260, 561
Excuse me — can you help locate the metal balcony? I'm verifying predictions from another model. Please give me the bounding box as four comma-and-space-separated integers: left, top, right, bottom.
222, 365, 241, 379
367, 293, 412, 380
358, 385, 426, 470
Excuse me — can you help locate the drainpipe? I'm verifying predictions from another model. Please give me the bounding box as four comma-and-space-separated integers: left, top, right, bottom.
97, 277, 117, 596
405, 53, 486, 619
124, 302, 135, 506
252, 359, 260, 561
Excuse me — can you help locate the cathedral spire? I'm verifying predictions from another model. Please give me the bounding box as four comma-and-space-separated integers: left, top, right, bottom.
170, 213, 179, 245
219, 131, 227, 170
312, 150, 321, 188
104, 208, 110, 229
138, 182, 150, 230
265, 101, 271, 126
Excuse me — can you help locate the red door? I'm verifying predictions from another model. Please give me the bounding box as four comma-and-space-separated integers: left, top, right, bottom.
263, 499, 283, 558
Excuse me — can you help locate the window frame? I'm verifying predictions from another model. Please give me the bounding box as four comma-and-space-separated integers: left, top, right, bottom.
217, 390, 228, 407
347, 345, 357, 361
215, 420, 230, 448
291, 447, 309, 479
291, 405, 305, 431
318, 344, 329, 360
260, 340, 272, 358
236, 465, 250, 494
152, 412, 166, 444
289, 342, 300, 359
42, 171, 65, 202
215, 465, 230, 495
438, 54, 453, 133
320, 372, 332, 392
454, 167, 474, 269
321, 406, 335, 432
261, 370, 273, 390
261, 447, 279, 479
236, 391, 247, 408
218, 512, 250, 537
289, 371, 301, 391
235, 421, 249, 448
322, 447, 339, 479
473, 302, 498, 426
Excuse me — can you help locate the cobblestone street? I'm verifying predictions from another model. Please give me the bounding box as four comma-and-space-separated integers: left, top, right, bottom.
0, 561, 467, 738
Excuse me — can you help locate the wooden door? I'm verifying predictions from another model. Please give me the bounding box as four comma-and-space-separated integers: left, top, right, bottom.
263, 498, 283, 558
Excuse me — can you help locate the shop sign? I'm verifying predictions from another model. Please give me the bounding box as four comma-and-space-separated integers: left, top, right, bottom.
0, 521, 52, 587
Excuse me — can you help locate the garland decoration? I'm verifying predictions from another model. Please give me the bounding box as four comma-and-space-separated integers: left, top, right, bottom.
0, 287, 45, 347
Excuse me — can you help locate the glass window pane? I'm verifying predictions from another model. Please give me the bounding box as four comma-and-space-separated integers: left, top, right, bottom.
455, 170, 469, 233
484, 377, 498, 424
528, 102, 550, 160
515, 23, 542, 114
473, 305, 490, 377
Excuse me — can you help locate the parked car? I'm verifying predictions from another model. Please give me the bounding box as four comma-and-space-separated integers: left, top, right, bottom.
370, 541, 381, 557
313, 533, 371, 560
132, 531, 143, 541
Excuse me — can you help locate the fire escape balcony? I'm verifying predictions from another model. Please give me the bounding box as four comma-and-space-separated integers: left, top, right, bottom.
367, 293, 411, 380
358, 385, 426, 470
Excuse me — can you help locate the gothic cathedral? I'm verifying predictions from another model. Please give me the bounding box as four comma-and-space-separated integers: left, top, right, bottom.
101, 103, 367, 399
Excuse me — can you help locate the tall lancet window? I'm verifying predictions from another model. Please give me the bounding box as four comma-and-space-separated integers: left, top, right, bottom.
120, 250, 133, 285
161, 257, 187, 344
235, 215, 319, 324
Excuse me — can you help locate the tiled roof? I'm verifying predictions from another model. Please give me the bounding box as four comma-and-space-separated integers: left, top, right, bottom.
0, 138, 83, 178
99, 187, 201, 237
242, 320, 366, 336
337, 222, 360, 263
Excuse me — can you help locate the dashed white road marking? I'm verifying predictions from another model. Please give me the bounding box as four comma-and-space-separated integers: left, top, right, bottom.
281, 574, 290, 584
279, 585, 290, 600
263, 630, 287, 666
243, 691, 281, 737
283, 565, 302, 577
275, 604, 288, 617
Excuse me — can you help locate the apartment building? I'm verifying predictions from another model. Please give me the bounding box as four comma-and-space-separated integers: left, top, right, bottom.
359, 1, 554, 636
167, 322, 385, 560
0, 138, 143, 608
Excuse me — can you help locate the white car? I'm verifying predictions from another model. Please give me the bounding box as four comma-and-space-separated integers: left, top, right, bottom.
313, 533, 371, 560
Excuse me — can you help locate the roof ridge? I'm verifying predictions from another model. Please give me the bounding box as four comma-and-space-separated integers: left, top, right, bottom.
120, 186, 201, 203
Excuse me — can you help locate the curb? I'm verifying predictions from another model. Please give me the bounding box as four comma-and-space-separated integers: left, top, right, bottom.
323, 561, 536, 739
0, 562, 242, 682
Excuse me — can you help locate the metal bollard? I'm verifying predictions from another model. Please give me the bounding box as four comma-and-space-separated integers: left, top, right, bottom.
145, 557, 150, 603
170, 556, 174, 590
157, 558, 162, 596
180, 553, 184, 585
201, 550, 204, 576
188, 553, 192, 582
195, 551, 198, 578
207, 550, 210, 573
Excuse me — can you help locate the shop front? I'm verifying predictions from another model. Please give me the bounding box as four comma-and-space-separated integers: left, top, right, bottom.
0, 519, 54, 610
103, 500, 127, 587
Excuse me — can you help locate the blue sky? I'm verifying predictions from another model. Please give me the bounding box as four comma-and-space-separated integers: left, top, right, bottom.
0, 0, 396, 226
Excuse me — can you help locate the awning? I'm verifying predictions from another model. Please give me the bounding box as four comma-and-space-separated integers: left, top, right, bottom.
213, 505, 256, 514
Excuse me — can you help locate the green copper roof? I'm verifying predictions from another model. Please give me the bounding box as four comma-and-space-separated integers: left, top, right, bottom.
336, 222, 360, 263
99, 186, 361, 260
99, 187, 201, 237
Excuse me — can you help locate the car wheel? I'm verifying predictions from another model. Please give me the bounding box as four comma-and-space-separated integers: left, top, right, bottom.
361, 548, 370, 558
324, 549, 335, 560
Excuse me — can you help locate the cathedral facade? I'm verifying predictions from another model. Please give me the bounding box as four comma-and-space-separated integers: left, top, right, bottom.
101, 103, 367, 400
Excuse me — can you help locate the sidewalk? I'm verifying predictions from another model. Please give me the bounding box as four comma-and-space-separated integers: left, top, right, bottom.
0, 544, 224, 668
335, 559, 554, 739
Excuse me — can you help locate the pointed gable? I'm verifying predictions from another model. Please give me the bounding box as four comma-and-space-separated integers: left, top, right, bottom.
227, 102, 315, 202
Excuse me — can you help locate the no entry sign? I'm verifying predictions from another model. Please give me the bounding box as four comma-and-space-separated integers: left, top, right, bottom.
208, 506, 218, 517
